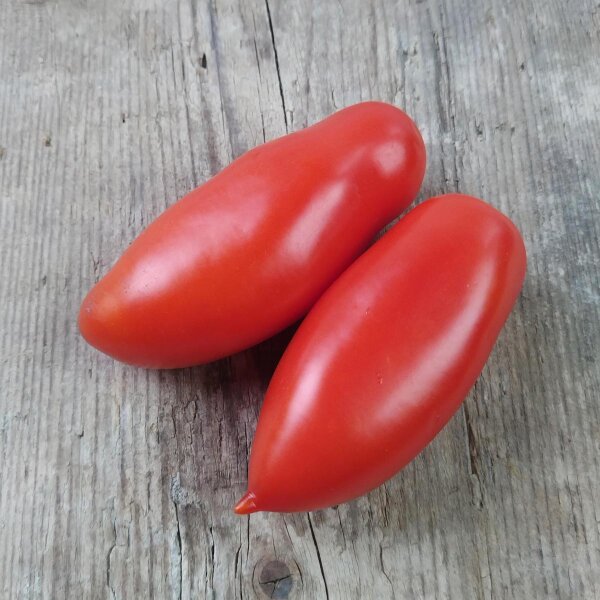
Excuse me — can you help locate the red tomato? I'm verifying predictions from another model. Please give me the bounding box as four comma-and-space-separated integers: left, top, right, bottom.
235, 194, 526, 514
79, 102, 425, 368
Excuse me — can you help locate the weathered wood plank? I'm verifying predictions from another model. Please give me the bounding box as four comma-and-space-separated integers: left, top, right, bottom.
0, 0, 599, 598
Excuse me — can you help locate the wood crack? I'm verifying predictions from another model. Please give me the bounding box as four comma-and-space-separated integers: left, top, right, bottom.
173, 501, 183, 600
464, 404, 485, 510
264, 0, 288, 132
464, 404, 480, 478
379, 542, 395, 598
208, 524, 216, 592
207, 0, 232, 153
263, 574, 292, 598
106, 517, 117, 600
431, 20, 459, 191
334, 507, 347, 550
307, 514, 329, 599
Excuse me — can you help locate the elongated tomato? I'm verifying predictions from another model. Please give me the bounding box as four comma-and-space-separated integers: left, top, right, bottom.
78, 102, 425, 368
235, 194, 526, 514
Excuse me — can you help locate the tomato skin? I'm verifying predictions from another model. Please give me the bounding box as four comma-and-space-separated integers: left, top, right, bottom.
235, 194, 526, 514
78, 102, 425, 368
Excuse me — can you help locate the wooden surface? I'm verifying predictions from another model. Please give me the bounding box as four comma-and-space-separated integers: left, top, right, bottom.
1, 0, 599, 598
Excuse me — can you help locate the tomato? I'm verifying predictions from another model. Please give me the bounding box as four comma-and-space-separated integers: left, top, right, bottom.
235, 194, 526, 514
79, 102, 426, 368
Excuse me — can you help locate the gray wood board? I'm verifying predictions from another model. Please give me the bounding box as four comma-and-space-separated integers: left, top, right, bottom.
1, 0, 599, 598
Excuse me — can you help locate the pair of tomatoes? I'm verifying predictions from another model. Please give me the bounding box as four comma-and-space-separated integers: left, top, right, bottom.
79, 102, 526, 514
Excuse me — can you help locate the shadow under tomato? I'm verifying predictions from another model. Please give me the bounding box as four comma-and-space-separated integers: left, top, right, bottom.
151, 323, 300, 481
155, 320, 299, 400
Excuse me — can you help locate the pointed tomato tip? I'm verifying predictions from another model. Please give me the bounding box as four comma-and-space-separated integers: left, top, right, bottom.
77, 288, 108, 343
77, 287, 128, 361
234, 491, 259, 515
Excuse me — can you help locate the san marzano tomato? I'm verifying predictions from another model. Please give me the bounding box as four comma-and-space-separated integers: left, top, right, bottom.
235, 194, 526, 514
79, 102, 426, 368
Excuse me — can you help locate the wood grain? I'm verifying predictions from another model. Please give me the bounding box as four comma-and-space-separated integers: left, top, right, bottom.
1, 0, 599, 598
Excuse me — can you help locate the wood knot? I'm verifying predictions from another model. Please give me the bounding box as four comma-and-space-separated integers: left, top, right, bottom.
255, 559, 296, 599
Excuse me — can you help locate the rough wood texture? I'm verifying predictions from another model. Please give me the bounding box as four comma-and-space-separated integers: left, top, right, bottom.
1, 0, 599, 598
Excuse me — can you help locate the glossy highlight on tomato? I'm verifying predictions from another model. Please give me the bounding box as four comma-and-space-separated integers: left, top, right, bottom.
79, 102, 426, 368
235, 194, 526, 514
